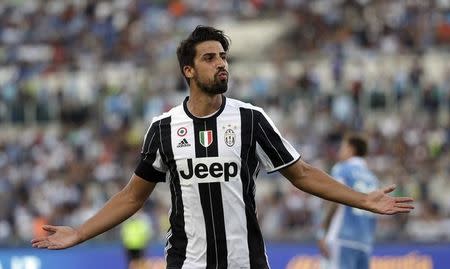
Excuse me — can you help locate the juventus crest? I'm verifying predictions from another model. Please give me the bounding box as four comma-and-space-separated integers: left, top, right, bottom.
224, 129, 235, 147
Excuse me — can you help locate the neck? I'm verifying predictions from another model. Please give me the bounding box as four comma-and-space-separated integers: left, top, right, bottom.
187, 89, 223, 118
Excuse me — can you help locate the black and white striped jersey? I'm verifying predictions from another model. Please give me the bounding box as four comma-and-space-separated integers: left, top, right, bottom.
134, 96, 300, 269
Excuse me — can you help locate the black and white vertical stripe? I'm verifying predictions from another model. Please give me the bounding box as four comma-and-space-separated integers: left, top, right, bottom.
239, 108, 270, 268
193, 118, 228, 269
134, 120, 166, 182
253, 109, 301, 173
134, 97, 300, 268
159, 116, 189, 269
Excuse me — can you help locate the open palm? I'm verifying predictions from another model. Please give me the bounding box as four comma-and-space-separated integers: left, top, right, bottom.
31, 225, 82, 250
366, 184, 414, 215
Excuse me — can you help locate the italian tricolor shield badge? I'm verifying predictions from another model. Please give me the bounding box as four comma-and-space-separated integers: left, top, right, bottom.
199, 130, 213, 147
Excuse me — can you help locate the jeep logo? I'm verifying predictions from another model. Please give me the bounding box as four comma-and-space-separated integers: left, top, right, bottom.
176, 157, 240, 184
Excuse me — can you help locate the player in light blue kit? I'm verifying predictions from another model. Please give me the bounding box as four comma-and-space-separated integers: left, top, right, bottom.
318, 134, 379, 269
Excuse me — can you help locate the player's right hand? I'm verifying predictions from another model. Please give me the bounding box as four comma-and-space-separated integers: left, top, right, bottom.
31, 225, 82, 250
317, 239, 330, 258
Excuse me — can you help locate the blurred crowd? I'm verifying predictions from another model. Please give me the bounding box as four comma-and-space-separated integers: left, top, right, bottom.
1, 0, 450, 246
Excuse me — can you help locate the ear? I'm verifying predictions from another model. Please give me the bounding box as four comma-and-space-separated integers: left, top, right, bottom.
183, 65, 194, 80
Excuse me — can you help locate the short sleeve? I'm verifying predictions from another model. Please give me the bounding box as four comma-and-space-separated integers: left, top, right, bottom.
254, 109, 301, 173
134, 119, 167, 182
331, 164, 346, 185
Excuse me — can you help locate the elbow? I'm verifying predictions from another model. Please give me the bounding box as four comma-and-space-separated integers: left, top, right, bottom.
294, 160, 313, 181
282, 160, 311, 186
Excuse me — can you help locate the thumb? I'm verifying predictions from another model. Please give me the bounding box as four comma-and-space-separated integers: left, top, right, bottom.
42, 225, 57, 233
382, 184, 396, 194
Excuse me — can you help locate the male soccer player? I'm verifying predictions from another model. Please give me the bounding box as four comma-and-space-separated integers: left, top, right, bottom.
31, 26, 413, 269
318, 134, 379, 269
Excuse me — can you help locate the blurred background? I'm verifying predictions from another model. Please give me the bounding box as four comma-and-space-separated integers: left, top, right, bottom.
0, 0, 449, 268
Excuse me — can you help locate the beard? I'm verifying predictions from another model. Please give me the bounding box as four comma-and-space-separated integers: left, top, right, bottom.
194, 72, 228, 94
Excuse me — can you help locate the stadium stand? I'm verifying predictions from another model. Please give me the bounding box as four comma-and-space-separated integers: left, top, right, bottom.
0, 0, 449, 247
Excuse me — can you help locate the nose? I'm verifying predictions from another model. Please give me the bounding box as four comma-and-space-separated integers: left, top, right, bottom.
217, 57, 226, 68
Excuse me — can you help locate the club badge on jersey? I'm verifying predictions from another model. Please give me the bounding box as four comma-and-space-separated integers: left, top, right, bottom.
224, 129, 235, 147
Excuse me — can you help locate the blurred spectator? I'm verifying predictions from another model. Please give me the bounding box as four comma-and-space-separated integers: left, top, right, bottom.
0, 0, 449, 246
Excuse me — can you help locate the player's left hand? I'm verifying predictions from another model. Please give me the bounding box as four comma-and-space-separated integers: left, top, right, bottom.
365, 184, 414, 215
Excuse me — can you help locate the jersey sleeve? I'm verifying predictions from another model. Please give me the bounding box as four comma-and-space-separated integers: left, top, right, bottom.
134, 119, 167, 182
254, 108, 301, 173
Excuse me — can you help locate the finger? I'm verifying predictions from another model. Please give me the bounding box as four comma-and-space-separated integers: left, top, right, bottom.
32, 240, 46, 247
383, 208, 410, 215
395, 197, 414, 203
382, 184, 396, 194
395, 204, 415, 209
31, 237, 47, 244
42, 225, 57, 233
393, 208, 413, 213
34, 241, 50, 248
391, 206, 413, 213
384, 205, 415, 215
32, 242, 48, 248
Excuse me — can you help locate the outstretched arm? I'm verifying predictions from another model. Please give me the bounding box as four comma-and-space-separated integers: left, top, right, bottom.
31, 174, 157, 249
280, 160, 414, 215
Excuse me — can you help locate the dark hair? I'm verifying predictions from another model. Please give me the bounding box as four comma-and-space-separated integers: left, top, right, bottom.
345, 134, 368, 157
176, 25, 230, 83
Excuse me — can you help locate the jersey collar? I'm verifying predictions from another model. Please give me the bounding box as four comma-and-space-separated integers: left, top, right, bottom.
183, 95, 227, 121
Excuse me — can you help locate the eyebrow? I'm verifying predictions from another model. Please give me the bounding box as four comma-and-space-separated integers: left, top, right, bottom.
201, 52, 227, 58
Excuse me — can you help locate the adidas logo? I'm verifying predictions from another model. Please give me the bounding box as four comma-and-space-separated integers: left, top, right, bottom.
177, 138, 191, 148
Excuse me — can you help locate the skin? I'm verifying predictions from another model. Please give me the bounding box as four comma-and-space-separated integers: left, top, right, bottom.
31, 41, 414, 250
184, 41, 229, 117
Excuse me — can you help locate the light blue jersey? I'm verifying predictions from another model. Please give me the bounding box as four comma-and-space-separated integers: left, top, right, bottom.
326, 157, 379, 253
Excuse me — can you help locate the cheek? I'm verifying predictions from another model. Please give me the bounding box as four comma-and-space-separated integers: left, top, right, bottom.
197, 67, 214, 79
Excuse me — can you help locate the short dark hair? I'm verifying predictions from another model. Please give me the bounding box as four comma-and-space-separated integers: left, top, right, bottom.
345, 134, 368, 157
176, 26, 230, 83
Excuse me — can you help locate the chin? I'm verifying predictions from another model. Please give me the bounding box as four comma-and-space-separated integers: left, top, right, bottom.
201, 82, 228, 94
215, 86, 228, 94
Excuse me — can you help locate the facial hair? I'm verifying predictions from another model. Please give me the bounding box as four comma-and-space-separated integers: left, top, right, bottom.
194, 71, 228, 94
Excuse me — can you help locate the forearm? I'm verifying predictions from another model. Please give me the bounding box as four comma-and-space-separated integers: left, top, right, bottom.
322, 203, 338, 230
283, 161, 370, 210
316, 202, 337, 241
76, 189, 144, 243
